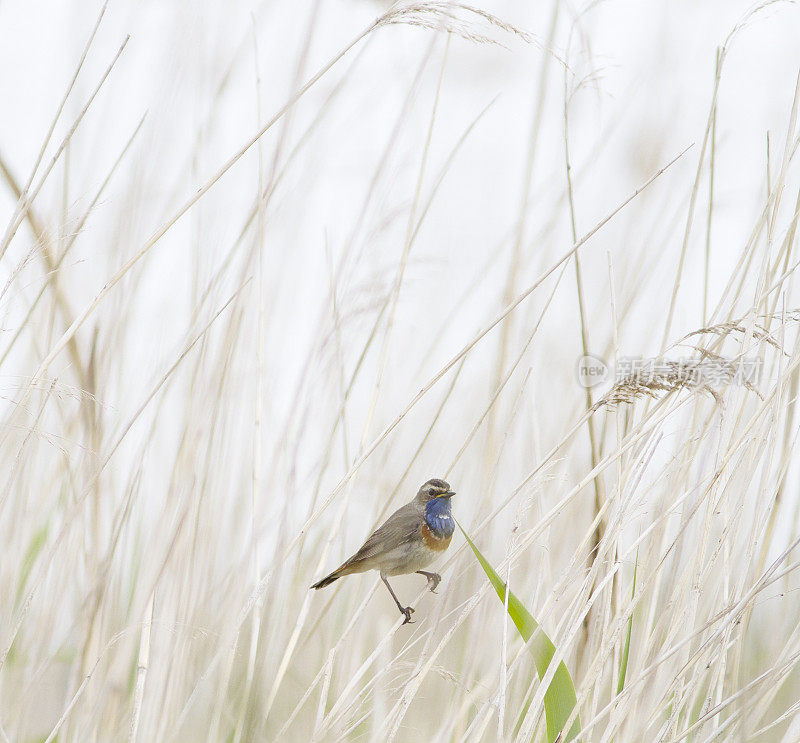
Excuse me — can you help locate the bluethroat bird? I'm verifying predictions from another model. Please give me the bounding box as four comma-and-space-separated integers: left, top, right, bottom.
310, 479, 456, 624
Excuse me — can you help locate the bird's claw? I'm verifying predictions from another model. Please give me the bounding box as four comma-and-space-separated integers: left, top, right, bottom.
401, 606, 415, 625
426, 573, 441, 593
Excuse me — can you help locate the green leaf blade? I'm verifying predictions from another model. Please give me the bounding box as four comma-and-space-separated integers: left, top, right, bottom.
459, 523, 580, 743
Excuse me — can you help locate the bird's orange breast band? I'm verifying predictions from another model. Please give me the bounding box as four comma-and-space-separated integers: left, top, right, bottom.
421, 523, 452, 551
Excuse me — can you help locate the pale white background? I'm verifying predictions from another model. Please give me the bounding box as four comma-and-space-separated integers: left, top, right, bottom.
1, 0, 799, 740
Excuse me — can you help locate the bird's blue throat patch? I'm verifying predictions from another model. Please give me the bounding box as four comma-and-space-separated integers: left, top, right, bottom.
425, 497, 455, 539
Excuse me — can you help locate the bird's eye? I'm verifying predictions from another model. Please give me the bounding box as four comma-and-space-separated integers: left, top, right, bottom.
428, 488, 435, 495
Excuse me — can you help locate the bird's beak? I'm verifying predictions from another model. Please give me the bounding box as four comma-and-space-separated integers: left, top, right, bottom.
442, 490, 456, 498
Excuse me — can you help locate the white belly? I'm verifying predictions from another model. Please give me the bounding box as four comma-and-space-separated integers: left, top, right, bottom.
379, 541, 439, 577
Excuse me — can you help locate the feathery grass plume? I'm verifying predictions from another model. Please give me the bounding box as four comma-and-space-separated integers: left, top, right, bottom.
377, 2, 534, 48
596, 351, 763, 407
680, 319, 784, 349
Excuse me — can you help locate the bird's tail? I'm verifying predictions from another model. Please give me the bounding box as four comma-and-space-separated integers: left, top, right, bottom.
310, 568, 344, 590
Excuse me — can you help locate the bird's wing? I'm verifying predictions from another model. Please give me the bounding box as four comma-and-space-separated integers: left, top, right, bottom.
344, 503, 421, 567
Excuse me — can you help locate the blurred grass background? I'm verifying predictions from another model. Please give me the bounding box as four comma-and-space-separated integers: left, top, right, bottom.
1, 0, 800, 740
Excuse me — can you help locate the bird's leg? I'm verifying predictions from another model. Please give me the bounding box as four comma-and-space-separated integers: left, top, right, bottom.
381, 575, 414, 624
416, 570, 441, 593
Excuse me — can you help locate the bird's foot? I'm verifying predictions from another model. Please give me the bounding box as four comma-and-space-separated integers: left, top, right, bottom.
426, 573, 441, 593
418, 571, 442, 593
401, 606, 415, 625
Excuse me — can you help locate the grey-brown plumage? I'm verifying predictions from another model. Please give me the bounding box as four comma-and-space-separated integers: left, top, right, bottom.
310, 478, 456, 623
